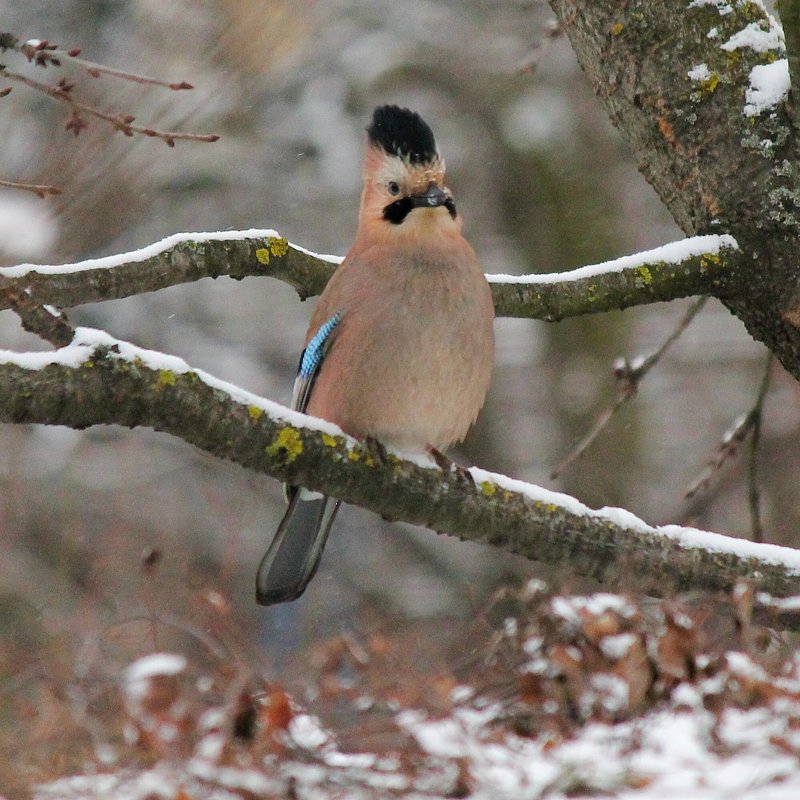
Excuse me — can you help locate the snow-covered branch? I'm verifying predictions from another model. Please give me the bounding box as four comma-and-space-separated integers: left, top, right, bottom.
490, 234, 738, 320
0, 230, 739, 321
2, 327, 799, 618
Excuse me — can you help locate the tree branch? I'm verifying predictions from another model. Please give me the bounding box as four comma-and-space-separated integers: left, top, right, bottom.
2, 328, 800, 624
0, 177, 61, 198
0, 230, 739, 321
0, 66, 219, 145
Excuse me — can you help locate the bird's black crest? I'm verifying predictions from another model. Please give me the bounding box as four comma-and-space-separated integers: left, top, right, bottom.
367, 105, 438, 165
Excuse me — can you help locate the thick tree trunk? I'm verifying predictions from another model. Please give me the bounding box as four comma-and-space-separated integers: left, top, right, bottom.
549, 0, 800, 378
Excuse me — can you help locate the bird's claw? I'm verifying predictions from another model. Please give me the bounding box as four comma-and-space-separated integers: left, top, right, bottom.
365, 435, 389, 466
426, 446, 475, 486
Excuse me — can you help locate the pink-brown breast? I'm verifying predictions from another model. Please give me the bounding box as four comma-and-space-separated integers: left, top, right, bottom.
305, 228, 494, 451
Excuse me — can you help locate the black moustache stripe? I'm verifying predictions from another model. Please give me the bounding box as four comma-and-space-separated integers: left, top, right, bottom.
382, 197, 458, 225
383, 198, 413, 224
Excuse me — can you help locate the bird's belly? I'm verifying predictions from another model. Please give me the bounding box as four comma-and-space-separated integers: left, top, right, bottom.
309, 309, 492, 451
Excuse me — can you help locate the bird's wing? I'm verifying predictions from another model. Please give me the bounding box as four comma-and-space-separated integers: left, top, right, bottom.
292, 311, 342, 413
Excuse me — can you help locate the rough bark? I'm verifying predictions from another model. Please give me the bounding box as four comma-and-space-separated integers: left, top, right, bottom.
0, 232, 738, 321
1, 343, 799, 621
549, 0, 800, 380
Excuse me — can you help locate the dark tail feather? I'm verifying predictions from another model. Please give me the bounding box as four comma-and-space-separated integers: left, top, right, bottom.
256, 492, 341, 605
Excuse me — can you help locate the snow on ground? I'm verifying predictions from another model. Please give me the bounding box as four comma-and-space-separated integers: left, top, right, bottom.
399, 700, 800, 800
32, 591, 800, 800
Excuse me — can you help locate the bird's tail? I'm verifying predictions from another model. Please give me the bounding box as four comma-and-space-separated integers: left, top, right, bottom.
256, 490, 341, 605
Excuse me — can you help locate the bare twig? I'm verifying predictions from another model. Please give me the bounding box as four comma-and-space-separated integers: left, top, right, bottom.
0, 66, 219, 146
747, 353, 774, 543
0, 281, 75, 347
0, 177, 61, 198
17, 36, 193, 90
685, 353, 774, 510
515, 19, 563, 75
552, 297, 707, 479
685, 414, 752, 499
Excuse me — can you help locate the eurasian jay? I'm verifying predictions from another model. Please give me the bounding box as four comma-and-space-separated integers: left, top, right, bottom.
256, 105, 495, 605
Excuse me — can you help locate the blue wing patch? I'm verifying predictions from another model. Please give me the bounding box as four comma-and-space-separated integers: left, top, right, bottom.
300, 312, 342, 378
293, 312, 342, 413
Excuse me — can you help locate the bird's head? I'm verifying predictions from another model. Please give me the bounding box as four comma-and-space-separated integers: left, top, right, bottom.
359, 105, 459, 234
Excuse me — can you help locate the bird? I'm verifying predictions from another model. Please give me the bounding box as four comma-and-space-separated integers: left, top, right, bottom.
256, 104, 495, 606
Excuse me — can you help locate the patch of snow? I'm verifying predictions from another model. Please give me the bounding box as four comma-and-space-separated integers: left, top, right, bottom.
522, 636, 544, 656
188, 758, 283, 795
400, 699, 800, 800
688, 63, 711, 81
487, 234, 738, 286
589, 673, 630, 714
757, 591, 800, 611
524, 577, 548, 597
744, 59, 790, 116
721, 20, 784, 54
551, 593, 637, 625
726, 651, 771, 682
289, 712, 332, 749
323, 751, 376, 768
672, 683, 703, 708
688, 0, 734, 16
451, 685, 475, 703
600, 633, 638, 660
195, 732, 225, 761
124, 653, 186, 687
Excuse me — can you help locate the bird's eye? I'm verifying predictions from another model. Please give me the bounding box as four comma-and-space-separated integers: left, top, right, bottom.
388, 180, 400, 196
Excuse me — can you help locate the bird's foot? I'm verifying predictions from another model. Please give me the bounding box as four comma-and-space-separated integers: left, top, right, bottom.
426, 445, 475, 486
365, 435, 389, 466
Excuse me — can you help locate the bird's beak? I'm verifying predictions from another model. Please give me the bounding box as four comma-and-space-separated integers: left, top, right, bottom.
409, 184, 448, 209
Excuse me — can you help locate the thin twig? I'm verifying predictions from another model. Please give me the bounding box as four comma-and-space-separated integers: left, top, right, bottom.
1, 281, 75, 347
684, 413, 752, 499
685, 352, 774, 510
747, 353, 774, 543
18, 37, 193, 90
0, 177, 61, 198
0, 66, 219, 146
551, 297, 707, 479
515, 20, 563, 75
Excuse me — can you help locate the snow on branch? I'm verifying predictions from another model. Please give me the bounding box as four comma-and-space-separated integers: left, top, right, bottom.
490, 234, 739, 319
1, 326, 799, 621
0, 230, 740, 321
